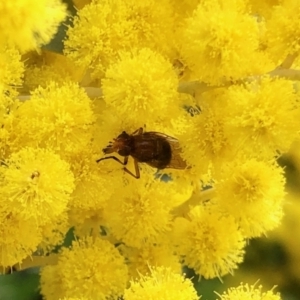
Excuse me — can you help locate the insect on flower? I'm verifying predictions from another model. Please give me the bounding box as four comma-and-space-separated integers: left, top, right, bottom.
96, 127, 187, 178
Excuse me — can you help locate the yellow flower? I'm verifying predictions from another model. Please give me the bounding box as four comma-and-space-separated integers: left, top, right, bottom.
67, 148, 124, 231
0, 147, 74, 225
179, 89, 233, 177
124, 266, 199, 300
217, 282, 281, 300
10, 82, 95, 156
0, 93, 19, 158
225, 77, 300, 159
103, 175, 184, 248
0, 45, 24, 89
173, 206, 245, 279
64, 0, 176, 78
0, 211, 42, 268
178, 0, 263, 84
40, 237, 128, 300
119, 243, 181, 279
24, 51, 84, 90
39, 214, 69, 253
215, 158, 285, 237
102, 48, 181, 128
247, 0, 280, 19
266, 0, 300, 62
69, 149, 113, 211
0, 0, 67, 52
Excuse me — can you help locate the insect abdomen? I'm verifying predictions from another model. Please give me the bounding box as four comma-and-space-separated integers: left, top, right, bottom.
131, 135, 172, 168
154, 139, 172, 168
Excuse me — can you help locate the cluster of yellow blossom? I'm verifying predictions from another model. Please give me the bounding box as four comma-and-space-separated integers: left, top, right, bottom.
0, 0, 67, 52
216, 282, 281, 300
1, 0, 300, 298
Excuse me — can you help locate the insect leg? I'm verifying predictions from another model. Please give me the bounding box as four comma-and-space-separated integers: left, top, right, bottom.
122, 156, 140, 178
123, 165, 140, 179
134, 159, 140, 178
96, 156, 125, 164
96, 156, 140, 179
122, 158, 140, 178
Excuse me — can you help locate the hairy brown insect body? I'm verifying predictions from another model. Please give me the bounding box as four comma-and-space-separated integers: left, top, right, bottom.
129, 132, 172, 168
97, 128, 186, 178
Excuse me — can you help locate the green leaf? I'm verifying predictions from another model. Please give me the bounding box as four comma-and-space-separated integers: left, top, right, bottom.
42, 0, 77, 54
0, 268, 41, 300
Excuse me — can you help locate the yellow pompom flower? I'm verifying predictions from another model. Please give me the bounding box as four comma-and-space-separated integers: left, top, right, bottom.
120, 243, 181, 279
24, 51, 84, 90
266, 0, 300, 63
215, 159, 285, 237
39, 214, 69, 253
173, 206, 245, 279
124, 266, 199, 300
178, 0, 262, 84
179, 89, 232, 177
10, 82, 95, 156
0, 147, 74, 225
0, 0, 67, 52
216, 282, 281, 300
0, 212, 42, 268
103, 175, 186, 248
68, 149, 113, 211
102, 48, 180, 128
225, 77, 299, 159
0, 45, 24, 89
40, 237, 128, 300
0, 93, 19, 158
67, 148, 125, 231
64, 0, 176, 78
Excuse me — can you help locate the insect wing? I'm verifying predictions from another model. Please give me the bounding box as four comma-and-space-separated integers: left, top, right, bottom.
147, 132, 187, 169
